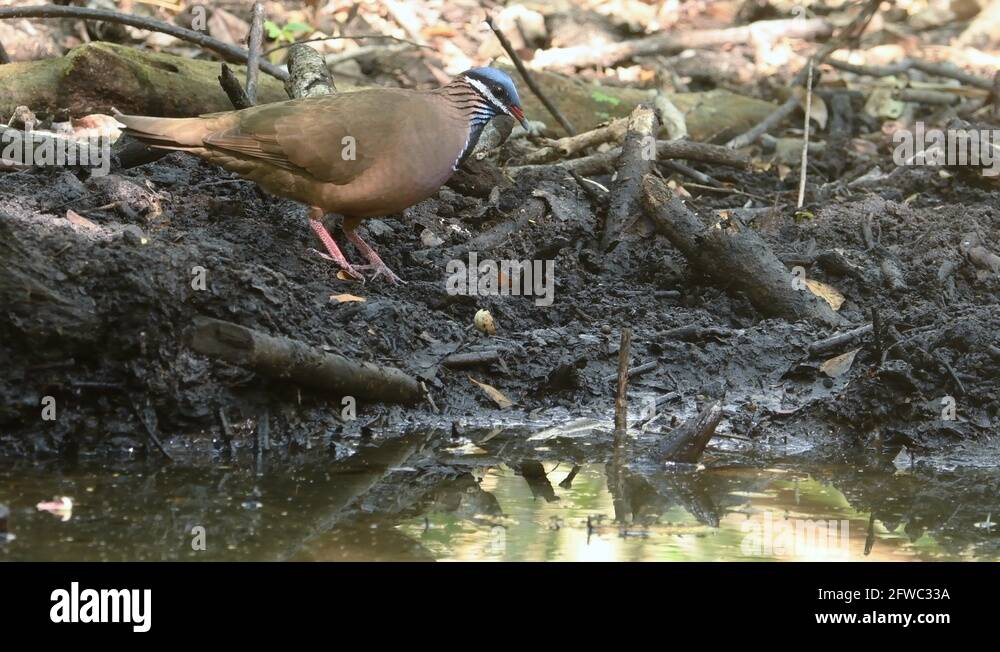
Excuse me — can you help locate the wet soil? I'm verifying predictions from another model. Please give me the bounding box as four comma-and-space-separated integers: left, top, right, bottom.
1, 143, 997, 463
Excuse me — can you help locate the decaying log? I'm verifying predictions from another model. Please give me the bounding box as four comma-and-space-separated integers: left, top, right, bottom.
0, 42, 288, 118
602, 104, 659, 249
655, 400, 723, 463
641, 175, 841, 325
502, 65, 776, 139
188, 317, 423, 404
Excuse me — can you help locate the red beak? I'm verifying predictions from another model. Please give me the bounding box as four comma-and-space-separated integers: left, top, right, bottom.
509, 105, 529, 130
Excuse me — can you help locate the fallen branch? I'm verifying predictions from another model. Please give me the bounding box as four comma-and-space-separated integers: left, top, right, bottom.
642, 175, 840, 325
0, 4, 289, 81
655, 400, 723, 463
188, 317, 423, 404
517, 139, 748, 176
284, 43, 336, 99
602, 104, 659, 250
521, 118, 628, 164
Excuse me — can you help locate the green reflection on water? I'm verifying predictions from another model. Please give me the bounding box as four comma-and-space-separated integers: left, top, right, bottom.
1, 453, 996, 561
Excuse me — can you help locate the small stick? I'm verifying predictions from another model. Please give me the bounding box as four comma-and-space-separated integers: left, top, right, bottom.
485, 15, 576, 135
442, 349, 501, 368
218, 63, 252, 109
614, 328, 632, 438
797, 58, 814, 209
993, 71, 1000, 121
658, 160, 723, 187
808, 324, 873, 356
602, 360, 657, 383
245, 2, 265, 105
126, 394, 174, 461
0, 5, 289, 80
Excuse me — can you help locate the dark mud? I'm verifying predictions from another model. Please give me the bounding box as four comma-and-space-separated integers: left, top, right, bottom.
2, 141, 997, 464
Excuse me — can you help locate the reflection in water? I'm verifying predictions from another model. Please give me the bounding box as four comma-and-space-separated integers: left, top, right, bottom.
0, 437, 997, 561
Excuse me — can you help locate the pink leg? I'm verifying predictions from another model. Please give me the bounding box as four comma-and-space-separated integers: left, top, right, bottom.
345, 229, 405, 285
308, 218, 362, 281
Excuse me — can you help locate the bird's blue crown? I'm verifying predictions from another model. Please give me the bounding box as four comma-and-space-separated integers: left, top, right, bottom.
462, 67, 522, 108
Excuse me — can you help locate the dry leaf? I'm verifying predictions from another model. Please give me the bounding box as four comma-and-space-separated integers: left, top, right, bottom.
469, 376, 513, 408
65, 209, 98, 230
821, 348, 859, 377
330, 293, 366, 303
794, 88, 828, 130
336, 270, 362, 282
805, 278, 845, 310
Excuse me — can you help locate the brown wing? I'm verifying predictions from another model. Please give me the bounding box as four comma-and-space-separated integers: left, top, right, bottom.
201, 91, 412, 185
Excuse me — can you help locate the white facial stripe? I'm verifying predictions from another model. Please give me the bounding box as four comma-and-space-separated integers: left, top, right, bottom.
466, 77, 510, 116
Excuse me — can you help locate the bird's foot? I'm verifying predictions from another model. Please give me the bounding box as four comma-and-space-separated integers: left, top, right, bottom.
346, 230, 406, 285
354, 262, 406, 285
308, 219, 365, 282
305, 248, 365, 282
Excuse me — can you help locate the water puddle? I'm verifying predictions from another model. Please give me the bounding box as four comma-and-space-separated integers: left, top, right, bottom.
2, 440, 997, 561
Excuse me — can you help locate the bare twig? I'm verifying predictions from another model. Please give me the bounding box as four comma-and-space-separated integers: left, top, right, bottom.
485, 15, 575, 135
126, 394, 174, 462
0, 5, 289, 80
263, 33, 430, 56
531, 18, 832, 70
614, 328, 633, 438
826, 57, 993, 91
797, 59, 814, 209
245, 2, 265, 105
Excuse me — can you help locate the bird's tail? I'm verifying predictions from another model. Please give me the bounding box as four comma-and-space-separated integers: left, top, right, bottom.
117, 115, 218, 151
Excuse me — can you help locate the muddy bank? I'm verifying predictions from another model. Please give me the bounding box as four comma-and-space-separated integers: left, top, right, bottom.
1, 136, 997, 464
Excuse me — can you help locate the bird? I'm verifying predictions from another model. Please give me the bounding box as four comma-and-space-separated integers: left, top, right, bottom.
118, 67, 528, 285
